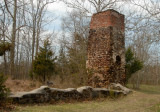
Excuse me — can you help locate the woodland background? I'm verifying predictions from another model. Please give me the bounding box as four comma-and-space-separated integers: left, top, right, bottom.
0, 0, 160, 89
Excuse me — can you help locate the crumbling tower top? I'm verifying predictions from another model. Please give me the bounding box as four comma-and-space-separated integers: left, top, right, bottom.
90, 9, 125, 31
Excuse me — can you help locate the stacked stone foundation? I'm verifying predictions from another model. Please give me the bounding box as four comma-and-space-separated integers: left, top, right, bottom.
9, 85, 131, 104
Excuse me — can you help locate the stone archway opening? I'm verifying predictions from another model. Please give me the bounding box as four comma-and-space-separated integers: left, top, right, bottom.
116, 55, 121, 65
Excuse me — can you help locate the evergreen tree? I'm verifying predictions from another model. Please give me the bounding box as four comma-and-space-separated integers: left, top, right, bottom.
0, 74, 10, 104
0, 42, 10, 106
125, 47, 143, 83
32, 39, 56, 83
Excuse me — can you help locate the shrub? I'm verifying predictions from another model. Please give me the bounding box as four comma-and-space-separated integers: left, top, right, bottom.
125, 47, 143, 83
0, 74, 10, 106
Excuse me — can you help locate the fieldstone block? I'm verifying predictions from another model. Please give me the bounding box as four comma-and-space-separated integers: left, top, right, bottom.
77, 86, 93, 99
9, 84, 131, 104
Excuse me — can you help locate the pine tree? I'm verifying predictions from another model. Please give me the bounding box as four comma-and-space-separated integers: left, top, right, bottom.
32, 39, 56, 83
125, 47, 143, 83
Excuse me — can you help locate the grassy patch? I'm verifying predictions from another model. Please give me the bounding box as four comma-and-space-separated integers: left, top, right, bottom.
12, 100, 113, 112
11, 85, 160, 112
151, 103, 160, 112
127, 84, 160, 94
12, 91, 160, 112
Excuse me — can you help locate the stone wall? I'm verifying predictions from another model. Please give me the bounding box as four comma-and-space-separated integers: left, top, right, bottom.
87, 9, 125, 88
9, 84, 131, 104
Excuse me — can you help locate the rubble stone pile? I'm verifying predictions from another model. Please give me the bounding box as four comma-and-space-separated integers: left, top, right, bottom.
9, 83, 132, 104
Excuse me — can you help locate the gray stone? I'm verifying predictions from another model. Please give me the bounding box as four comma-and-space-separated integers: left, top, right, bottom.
109, 83, 132, 95
92, 88, 109, 98
9, 85, 131, 104
77, 86, 93, 99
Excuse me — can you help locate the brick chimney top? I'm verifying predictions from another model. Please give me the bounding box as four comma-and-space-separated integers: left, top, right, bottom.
93, 9, 121, 15
90, 9, 125, 31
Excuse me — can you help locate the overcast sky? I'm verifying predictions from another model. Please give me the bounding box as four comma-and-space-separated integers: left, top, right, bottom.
44, 0, 151, 32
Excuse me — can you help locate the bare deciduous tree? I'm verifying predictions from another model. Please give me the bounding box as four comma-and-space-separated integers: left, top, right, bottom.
61, 0, 118, 14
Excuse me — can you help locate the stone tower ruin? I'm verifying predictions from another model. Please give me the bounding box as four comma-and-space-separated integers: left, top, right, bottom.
87, 9, 125, 88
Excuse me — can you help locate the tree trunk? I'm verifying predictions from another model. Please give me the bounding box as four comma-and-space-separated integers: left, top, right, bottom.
31, 19, 36, 71
16, 28, 20, 79
10, 0, 17, 79
36, 29, 39, 56
2, 17, 7, 76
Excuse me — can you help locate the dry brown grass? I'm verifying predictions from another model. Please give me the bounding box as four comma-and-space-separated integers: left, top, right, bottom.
4, 76, 83, 92
4, 77, 42, 92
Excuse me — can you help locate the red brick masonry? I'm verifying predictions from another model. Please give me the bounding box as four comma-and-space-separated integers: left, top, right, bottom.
87, 9, 125, 88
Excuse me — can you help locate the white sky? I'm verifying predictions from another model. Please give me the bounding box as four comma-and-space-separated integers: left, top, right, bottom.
45, 0, 142, 33
48, 1, 67, 14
